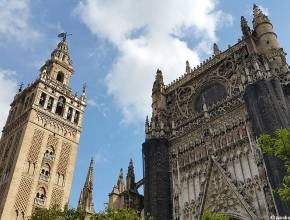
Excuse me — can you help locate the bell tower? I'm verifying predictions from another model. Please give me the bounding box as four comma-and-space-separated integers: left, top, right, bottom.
0, 33, 86, 220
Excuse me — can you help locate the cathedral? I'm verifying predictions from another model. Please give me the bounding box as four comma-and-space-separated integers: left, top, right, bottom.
143, 4, 290, 220
0, 3, 290, 220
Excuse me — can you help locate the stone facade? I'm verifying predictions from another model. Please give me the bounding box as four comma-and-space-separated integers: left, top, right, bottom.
0, 34, 86, 220
143, 5, 290, 220
108, 159, 144, 213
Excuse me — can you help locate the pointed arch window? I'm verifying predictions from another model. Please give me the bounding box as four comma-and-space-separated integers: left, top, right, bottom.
55, 96, 66, 116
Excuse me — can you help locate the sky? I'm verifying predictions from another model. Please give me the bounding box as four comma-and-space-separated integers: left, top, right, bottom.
0, 0, 290, 212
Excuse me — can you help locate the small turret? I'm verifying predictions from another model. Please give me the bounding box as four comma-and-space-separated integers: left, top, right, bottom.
152, 69, 164, 94
252, 4, 280, 52
152, 69, 166, 117
252, 4, 287, 72
185, 61, 191, 73
213, 43, 221, 56
126, 159, 136, 192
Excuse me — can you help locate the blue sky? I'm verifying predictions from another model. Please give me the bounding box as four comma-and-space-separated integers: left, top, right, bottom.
0, 0, 290, 212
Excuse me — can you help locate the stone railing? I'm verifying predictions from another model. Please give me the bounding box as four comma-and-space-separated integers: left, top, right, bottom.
34, 198, 45, 206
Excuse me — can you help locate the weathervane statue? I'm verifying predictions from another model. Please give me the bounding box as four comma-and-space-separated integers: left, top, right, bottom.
58, 32, 72, 41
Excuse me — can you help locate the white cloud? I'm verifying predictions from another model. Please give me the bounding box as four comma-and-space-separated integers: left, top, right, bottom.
0, 0, 39, 44
75, 0, 232, 123
0, 69, 18, 131
87, 98, 109, 118
87, 99, 97, 107
94, 150, 108, 163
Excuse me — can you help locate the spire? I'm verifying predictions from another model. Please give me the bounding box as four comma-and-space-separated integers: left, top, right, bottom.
241, 16, 251, 37
213, 43, 221, 56
50, 34, 73, 67
77, 158, 95, 215
252, 4, 271, 29
117, 168, 125, 193
126, 159, 136, 191
39, 33, 74, 86
84, 158, 94, 190
145, 115, 149, 131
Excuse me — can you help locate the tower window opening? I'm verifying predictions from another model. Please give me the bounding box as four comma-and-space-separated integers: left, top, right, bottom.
74, 111, 80, 124
39, 93, 47, 107
67, 107, 73, 120
55, 96, 66, 116
44, 146, 55, 161
56, 71, 64, 83
47, 97, 54, 111
40, 163, 50, 182
35, 187, 46, 206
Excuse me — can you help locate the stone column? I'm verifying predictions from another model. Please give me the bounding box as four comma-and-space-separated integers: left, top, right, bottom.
63, 105, 69, 120
142, 138, 173, 220
71, 109, 76, 123
244, 77, 290, 215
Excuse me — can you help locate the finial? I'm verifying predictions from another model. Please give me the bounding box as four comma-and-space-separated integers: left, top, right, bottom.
18, 82, 24, 92
82, 82, 87, 94
58, 32, 72, 42
119, 168, 123, 179
129, 158, 133, 167
145, 115, 149, 125
145, 116, 149, 129
186, 60, 191, 73
213, 43, 221, 56
90, 157, 94, 167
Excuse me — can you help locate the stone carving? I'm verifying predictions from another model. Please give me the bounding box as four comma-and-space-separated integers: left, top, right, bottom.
50, 187, 64, 207
57, 141, 71, 176
35, 110, 77, 138
27, 129, 44, 164
14, 176, 33, 214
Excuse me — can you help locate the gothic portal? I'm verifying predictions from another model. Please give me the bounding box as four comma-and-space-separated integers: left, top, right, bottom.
143, 5, 290, 220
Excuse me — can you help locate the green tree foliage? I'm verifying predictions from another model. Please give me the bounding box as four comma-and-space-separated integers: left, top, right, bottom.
30, 205, 84, 220
94, 208, 141, 220
201, 210, 229, 220
30, 206, 146, 220
258, 128, 290, 201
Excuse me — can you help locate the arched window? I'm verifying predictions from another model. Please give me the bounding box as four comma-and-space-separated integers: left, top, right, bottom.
74, 111, 80, 124
55, 96, 66, 116
194, 83, 227, 113
44, 146, 55, 161
35, 187, 46, 206
56, 71, 64, 83
40, 163, 50, 182
39, 93, 47, 107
